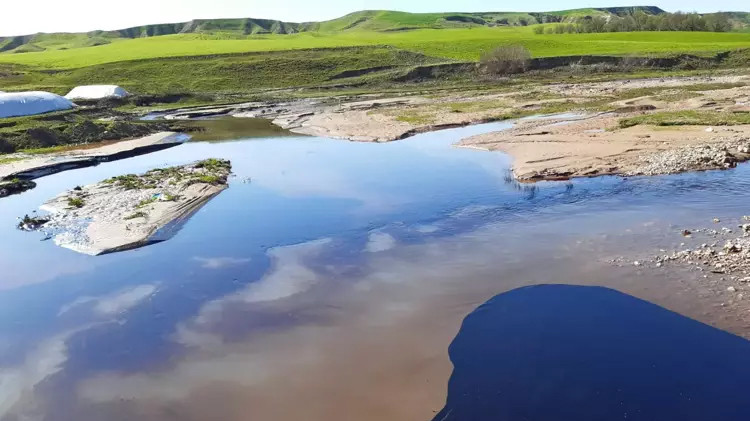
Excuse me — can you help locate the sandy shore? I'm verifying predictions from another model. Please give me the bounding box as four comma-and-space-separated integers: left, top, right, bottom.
271, 74, 749, 141
461, 115, 750, 181
0, 131, 189, 181
272, 74, 750, 181
32, 159, 231, 255
74, 74, 750, 184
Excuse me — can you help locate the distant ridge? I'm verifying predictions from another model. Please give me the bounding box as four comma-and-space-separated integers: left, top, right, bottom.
2, 6, 747, 55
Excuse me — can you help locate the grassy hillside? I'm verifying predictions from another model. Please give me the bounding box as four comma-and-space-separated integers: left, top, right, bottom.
0, 7, 748, 99
314, 10, 539, 31
0, 6, 670, 54
0, 46, 445, 94
1, 27, 749, 69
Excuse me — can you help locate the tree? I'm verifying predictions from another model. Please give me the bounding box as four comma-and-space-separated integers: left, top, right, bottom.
705, 13, 733, 32
566, 11, 730, 34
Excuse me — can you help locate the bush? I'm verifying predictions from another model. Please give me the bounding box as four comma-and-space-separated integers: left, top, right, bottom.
569, 11, 733, 34
479, 45, 532, 75
532, 25, 545, 35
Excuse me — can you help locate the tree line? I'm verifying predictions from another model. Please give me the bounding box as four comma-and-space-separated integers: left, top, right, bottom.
533, 11, 733, 34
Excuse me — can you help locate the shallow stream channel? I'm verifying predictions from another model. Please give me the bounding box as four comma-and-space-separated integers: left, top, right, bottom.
2, 117, 750, 420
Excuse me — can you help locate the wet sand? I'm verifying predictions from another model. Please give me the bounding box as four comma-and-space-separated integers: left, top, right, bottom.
272, 74, 750, 181
36, 159, 230, 255
461, 115, 750, 181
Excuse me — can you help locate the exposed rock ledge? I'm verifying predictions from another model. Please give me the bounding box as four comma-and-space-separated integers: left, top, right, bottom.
27, 159, 231, 255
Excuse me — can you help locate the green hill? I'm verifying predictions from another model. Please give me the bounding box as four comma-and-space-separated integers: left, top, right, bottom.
0, 5, 748, 97
107, 18, 307, 38
0, 6, 672, 54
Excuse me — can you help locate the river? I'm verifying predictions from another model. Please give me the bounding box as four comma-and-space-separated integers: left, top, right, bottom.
1, 118, 749, 420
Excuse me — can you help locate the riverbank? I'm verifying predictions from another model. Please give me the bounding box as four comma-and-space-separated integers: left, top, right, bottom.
461, 114, 750, 181
1, 73, 749, 192
147, 74, 750, 181
613, 213, 750, 302
0, 132, 189, 197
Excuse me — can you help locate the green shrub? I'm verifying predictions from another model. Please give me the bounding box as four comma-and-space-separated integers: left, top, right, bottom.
479, 45, 531, 75
67, 197, 85, 208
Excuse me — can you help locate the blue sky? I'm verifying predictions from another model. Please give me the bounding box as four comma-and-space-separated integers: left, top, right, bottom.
1, 1, 747, 36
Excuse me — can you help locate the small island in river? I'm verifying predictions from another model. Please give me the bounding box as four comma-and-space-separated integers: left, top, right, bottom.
25, 159, 231, 255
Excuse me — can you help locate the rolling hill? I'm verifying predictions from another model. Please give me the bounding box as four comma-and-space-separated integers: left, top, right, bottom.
0, 7, 671, 54
0, 6, 749, 96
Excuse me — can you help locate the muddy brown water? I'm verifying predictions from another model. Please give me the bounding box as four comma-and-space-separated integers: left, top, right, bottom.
1, 119, 750, 420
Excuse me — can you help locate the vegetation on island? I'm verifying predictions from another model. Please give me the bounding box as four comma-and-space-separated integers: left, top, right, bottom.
104, 159, 232, 192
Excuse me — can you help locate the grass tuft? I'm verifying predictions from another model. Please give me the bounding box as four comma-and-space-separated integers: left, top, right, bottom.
67, 197, 85, 208
619, 110, 750, 128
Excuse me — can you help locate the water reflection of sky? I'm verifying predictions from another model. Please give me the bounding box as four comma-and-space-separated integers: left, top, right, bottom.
2, 120, 750, 420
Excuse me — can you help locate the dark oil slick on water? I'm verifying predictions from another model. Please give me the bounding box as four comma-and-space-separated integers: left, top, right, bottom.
434, 285, 750, 421
1, 119, 750, 420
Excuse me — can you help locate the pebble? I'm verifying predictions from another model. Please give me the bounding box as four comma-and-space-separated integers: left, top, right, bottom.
630, 140, 749, 176
623, 216, 750, 296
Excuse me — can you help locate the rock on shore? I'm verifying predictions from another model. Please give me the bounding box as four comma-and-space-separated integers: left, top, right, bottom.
615, 216, 750, 299
31, 159, 231, 255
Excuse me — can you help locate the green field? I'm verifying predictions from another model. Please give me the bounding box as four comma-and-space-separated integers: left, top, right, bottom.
1, 8, 749, 98
2, 28, 750, 69
0, 47, 445, 94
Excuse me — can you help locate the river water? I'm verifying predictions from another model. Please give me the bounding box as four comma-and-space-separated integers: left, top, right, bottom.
1, 118, 750, 420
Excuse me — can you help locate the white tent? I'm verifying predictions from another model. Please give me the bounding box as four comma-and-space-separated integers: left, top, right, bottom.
0, 91, 74, 119
65, 85, 129, 100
